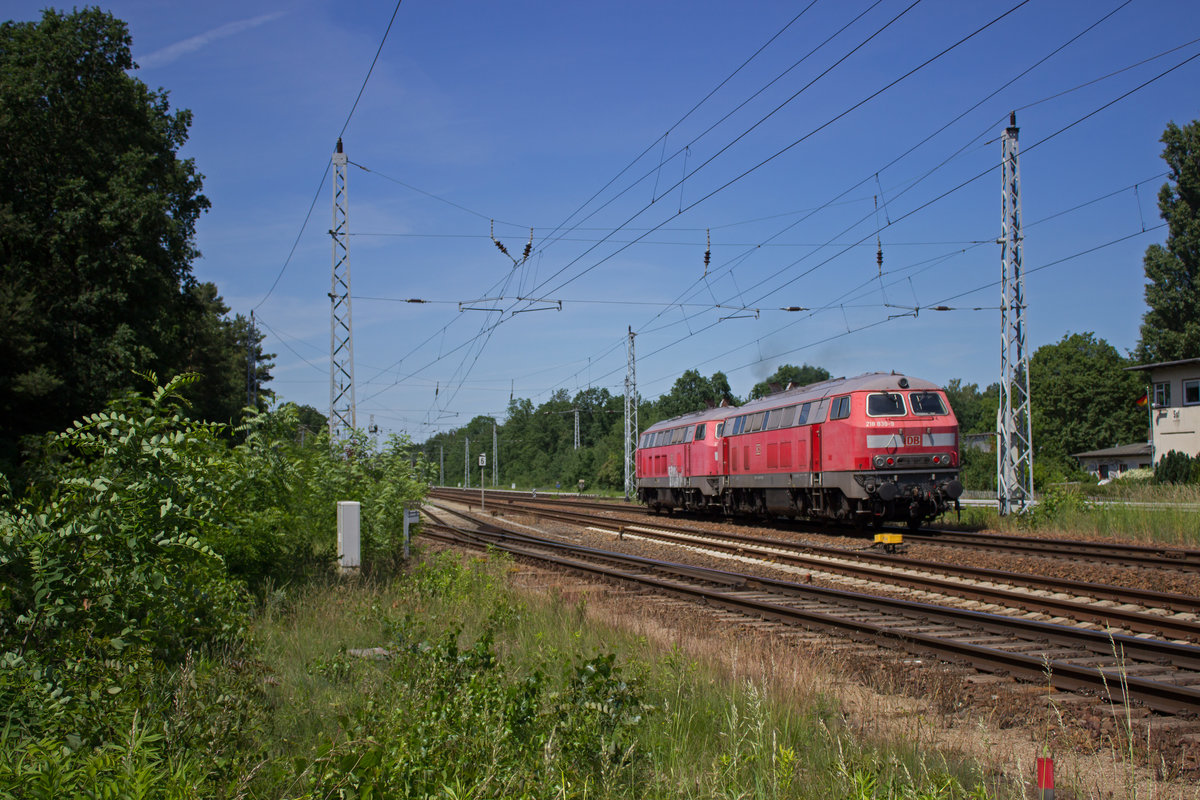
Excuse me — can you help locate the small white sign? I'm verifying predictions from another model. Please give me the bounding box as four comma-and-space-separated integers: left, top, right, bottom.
478, 454, 487, 467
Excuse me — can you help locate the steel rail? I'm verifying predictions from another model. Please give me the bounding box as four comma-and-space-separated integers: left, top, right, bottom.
420, 505, 1200, 715
431, 486, 1200, 570
431, 495, 1200, 640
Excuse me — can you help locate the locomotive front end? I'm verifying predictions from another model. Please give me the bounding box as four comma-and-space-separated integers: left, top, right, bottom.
853, 381, 963, 528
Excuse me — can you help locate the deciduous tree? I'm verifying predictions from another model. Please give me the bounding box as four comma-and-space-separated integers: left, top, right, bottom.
0, 10, 265, 470
1136, 119, 1200, 363
1030, 332, 1145, 467
748, 363, 830, 400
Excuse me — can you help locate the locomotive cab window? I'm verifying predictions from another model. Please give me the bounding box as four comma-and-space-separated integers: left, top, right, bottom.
830, 396, 851, 421
908, 391, 947, 415
695, 423, 706, 441
715, 422, 724, 437
866, 392, 905, 417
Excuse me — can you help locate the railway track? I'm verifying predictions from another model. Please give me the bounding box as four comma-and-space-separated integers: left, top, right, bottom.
428, 491, 1200, 642
429, 486, 1200, 571
418, 504, 1200, 717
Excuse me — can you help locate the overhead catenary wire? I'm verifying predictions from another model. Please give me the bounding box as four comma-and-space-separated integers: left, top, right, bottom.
304, 3, 1185, 438
401, 0, 1030, 423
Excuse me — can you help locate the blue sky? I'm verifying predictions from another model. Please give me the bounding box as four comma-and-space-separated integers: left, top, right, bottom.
10, 1, 1200, 439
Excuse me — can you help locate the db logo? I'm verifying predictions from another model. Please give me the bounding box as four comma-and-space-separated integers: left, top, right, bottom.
904, 434, 922, 446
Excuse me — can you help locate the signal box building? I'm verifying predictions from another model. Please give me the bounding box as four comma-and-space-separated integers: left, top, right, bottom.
1126, 357, 1200, 463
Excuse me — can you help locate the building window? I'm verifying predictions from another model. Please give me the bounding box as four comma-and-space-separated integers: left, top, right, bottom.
1185, 379, 1200, 406
1153, 382, 1171, 407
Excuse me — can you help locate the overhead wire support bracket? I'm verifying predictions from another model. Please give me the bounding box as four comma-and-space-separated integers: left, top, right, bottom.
718, 308, 760, 322
511, 302, 561, 315
459, 296, 504, 312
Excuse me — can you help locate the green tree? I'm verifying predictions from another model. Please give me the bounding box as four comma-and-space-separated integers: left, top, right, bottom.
654, 370, 737, 420
177, 283, 275, 426
942, 379, 998, 434
0, 9, 240, 469
748, 363, 830, 400
1136, 119, 1200, 362
1029, 333, 1146, 469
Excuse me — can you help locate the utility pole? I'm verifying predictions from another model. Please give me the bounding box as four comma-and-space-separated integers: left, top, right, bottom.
439, 444, 444, 486
492, 423, 498, 486
623, 326, 638, 501
464, 437, 470, 488
246, 310, 257, 409
328, 138, 356, 441
573, 408, 580, 450
997, 112, 1034, 515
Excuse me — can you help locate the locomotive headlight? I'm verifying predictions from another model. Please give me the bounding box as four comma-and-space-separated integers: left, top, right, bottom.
873, 455, 884, 468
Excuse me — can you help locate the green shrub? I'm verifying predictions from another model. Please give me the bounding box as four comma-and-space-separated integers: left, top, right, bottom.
1154, 450, 1200, 485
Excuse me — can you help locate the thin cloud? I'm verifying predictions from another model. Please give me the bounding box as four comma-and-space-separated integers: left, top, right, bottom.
138, 12, 287, 68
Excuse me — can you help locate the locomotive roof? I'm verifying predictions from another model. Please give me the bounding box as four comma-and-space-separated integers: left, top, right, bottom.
640, 403, 737, 433
643, 372, 942, 432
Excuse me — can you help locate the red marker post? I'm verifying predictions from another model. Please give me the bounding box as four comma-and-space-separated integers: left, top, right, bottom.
1036, 756, 1054, 800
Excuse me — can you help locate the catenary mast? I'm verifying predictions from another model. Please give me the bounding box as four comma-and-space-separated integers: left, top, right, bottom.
623, 326, 638, 501
997, 113, 1034, 514
329, 139, 356, 440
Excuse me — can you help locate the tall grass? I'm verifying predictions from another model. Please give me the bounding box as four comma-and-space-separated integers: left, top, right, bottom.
952, 484, 1200, 547
245, 549, 1008, 799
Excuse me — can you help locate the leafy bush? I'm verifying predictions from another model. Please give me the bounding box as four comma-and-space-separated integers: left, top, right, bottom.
0, 374, 250, 742
1154, 450, 1200, 485
0, 373, 428, 784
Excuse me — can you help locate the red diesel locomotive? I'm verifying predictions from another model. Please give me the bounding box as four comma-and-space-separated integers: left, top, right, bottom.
635, 372, 963, 528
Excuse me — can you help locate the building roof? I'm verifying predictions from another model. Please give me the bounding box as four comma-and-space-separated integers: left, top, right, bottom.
1125, 357, 1200, 373
1070, 442, 1152, 459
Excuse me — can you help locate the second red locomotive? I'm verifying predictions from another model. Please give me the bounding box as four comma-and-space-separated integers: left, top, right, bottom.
636, 372, 963, 528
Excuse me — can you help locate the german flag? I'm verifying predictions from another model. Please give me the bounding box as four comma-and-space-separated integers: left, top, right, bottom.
1136, 393, 1148, 407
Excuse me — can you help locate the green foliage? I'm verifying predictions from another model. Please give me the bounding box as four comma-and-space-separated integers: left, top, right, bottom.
1154, 450, 1200, 485
942, 380, 998, 435
1029, 332, 1146, 464
1016, 486, 1093, 531
957, 445, 995, 492
0, 9, 269, 475
0, 373, 249, 742
1136, 118, 1200, 363
748, 363, 830, 400
0, 373, 426, 785
0, 719, 207, 800
288, 617, 651, 798
654, 370, 738, 420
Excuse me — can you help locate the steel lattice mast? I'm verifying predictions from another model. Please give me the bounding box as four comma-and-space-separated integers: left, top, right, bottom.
623, 326, 638, 501
997, 113, 1033, 514
329, 139, 356, 441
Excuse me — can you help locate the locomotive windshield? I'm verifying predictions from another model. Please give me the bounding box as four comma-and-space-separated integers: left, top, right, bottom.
866, 392, 906, 417
909, 391, 948, 415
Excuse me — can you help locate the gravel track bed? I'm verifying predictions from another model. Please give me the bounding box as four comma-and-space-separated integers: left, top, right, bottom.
565, 506, 1200, 599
